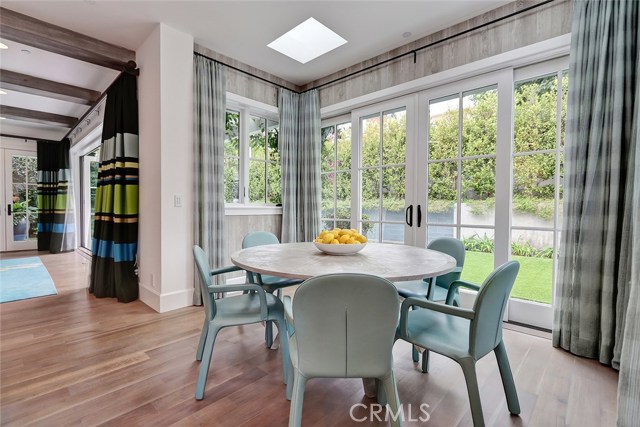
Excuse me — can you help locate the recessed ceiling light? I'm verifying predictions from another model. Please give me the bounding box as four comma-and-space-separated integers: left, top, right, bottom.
0, 117, 6, 120
0, 90, 6, 95
0, 42, 8, 49
268, 17, 347, 64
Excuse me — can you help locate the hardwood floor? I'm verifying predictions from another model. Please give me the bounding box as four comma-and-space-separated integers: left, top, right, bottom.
0, 254, 618, 427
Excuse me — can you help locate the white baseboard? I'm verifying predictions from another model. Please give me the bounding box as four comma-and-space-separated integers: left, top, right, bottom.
138, 284, 194, 313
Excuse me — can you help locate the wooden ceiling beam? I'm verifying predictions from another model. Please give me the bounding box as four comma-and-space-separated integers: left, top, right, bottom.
0, 69, 101, 105
0, 7, 135, 71
0, 105, 77, 127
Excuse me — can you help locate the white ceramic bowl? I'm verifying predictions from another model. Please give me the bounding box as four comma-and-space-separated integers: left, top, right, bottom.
313, 241, 366, 255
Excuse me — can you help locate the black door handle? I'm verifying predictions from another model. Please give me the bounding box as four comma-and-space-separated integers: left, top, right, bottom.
405, 205, 413, 227
7, 204, 11, 215
417, 204, 422, 228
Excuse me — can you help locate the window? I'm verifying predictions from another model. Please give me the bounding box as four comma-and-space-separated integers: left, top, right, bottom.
224, 107, 281, 206
320, 120, 352, 230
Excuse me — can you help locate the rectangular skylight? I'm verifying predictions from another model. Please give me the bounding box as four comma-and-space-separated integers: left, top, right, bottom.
268, 17, 347, 64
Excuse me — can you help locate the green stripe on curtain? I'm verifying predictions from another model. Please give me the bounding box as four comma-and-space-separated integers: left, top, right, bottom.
89, 73, 139, 303
37, 138, 75, 253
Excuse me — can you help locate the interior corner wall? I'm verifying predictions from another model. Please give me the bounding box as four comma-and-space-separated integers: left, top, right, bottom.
137, 23, 194, 312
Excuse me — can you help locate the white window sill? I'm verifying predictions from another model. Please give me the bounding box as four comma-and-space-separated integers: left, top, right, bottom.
225, 205, 283, 216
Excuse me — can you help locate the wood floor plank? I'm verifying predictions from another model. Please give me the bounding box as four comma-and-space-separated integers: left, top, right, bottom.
0, 253, 619, 427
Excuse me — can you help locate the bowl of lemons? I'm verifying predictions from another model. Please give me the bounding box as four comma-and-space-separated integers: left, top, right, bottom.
313, 228, 368, 255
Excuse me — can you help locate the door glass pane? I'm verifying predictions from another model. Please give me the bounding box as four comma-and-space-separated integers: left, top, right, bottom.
11, 155, 38, 243
382, 223, 404, 244
462, 86, 497, 157
511, 230, 554, 304
361, 221, 379, 242
514, 75, 557, 153
429, 95, 459, 161
225, 111, 240, 156
461, 158, 495, 226
382, 166, 405, 219
321, 173, 335, 218
335, 171, 351, 220
336, 123, 351, 169
361, 168, 380, 221
361, 114, 380, 168
427, 161, 457, 224
427, 226, 456, 245
460, 228, 494, 284
382, 109, 406, 165
512, 153, 556, 228
321, 125, 336, 173
249, 161, 266, 203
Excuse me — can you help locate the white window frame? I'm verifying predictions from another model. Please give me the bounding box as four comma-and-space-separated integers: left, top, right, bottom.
225, 93, 282, 215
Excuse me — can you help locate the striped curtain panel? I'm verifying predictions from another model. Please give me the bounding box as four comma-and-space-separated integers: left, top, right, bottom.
36, 138, 75, 253
193, 56, 226, 304
279, 89, 321, 243
552, 2, 639, 423
90, 73, 139, 303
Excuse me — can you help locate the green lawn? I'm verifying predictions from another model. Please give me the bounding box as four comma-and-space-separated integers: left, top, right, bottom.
460, 251, 553, 304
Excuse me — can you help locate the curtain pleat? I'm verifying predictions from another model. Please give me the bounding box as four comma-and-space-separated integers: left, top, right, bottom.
193, 56, 226, 305
279, 88, 321, 243
37, 138, 75, 253
89, 73, 139, 303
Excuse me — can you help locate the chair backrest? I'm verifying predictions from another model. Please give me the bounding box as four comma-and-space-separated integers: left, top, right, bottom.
427, 237, 466, 289
292, 273, 400, 379
242, 231, 280, 248
469, 261, 520, 358
193, 245, 217, 321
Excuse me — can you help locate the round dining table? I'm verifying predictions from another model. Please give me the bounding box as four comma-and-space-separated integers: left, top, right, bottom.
230, 242, 456, 282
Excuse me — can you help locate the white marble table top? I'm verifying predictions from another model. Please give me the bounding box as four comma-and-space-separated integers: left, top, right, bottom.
230, 242, 456, 282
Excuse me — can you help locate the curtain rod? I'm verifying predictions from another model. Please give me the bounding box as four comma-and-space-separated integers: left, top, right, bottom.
307, 0, 557, 92
0, 132, 58, 143
63, 61, 140, 141
194, 51, 296, 92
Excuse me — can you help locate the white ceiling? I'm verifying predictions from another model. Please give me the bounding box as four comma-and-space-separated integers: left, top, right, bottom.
0, 1, 509, 140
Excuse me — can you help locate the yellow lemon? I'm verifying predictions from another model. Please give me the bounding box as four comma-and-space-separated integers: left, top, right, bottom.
338, 235, 350, 244
356, 234, 368, 243
331, 239, 340, 244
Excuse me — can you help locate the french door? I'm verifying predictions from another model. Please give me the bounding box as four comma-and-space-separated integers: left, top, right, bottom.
343, 63, 566, 329
3, 149, 38, 251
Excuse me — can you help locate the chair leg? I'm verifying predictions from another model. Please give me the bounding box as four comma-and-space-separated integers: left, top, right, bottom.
265, 321, 274, 348
412, 345, 419, 363
421, 349, 430, 373
196, 317, 208, 361
288, 370, 307, 427
381, 371, 404, 427
458, 358, 485, 427
494, 341, 521, 415
375, 378, 387, 406
195, 324, 221, 400
274, 316, 290, 385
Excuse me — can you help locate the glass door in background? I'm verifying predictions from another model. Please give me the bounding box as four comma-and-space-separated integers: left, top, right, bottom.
4, 150, 38, 251
353, 97, 415, 244
80, 147, 100, 250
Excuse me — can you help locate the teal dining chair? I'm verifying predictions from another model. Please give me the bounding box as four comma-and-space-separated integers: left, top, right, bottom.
242, 231, 303, 348
284, 273, 403, 427
193, 245, 289, 400
396, 261, 521, 427
394, 237, 466, 371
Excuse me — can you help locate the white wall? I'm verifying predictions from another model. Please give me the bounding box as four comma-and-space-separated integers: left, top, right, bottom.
137, 23, 194, 312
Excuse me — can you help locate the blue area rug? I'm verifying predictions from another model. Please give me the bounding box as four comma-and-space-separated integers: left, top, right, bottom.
0, 257, 57, 303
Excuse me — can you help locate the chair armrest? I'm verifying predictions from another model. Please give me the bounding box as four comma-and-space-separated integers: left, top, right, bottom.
206, 283, 268, 319
399, 297, 475, 338
446, 279, 481, 305
210, 265, 243, 276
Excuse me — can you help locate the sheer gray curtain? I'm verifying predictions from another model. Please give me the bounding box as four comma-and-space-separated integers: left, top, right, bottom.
551, 1, 639, 423
279, 89, 321, 243
193, 56, 226, 304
